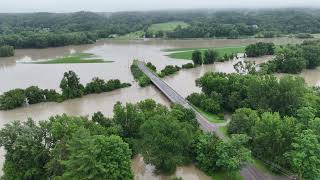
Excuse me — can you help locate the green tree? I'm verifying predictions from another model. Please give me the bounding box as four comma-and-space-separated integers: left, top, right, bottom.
203, 50, 218, 64
113, 102, 145, 138
0, 88, 26, 110
62, 129, 133, 180
92, 111, 113, 127
302, 45, 320, 69
0, 120, 49, 180
59, 71, 84, 99
286, 130, 320, 180
216, 134, 252, 177
140, 115, 193, 174
0, 45, 14, 57
25, 86, 45, 104
228, 108, 259, 135
194, 133, 220, 174
192, 50, 202, 65
252, 112, 299, 167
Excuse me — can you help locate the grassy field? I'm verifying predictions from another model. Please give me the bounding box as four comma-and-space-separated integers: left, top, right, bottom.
118, 31, 145, 39
167, 46, 246, 60
35, 53, 113, 64
194, 106, 225, 123
147, 21, 189, 34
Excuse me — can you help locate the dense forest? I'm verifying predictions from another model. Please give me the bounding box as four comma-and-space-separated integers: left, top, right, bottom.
1, 9, 320, 52
0, 99, 252, 179
188, 72, 320, 179
261, 40, 320, 74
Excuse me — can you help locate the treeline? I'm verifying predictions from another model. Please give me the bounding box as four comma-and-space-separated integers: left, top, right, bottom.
245, 42, 275, 57
0, 32, 97, 49
188, 72, 320, 179
1, 9, 320, 49
0, 99, 252, 179
0, 45, 14, 57
131, 61, 195, 87
0, 71, 130, 110
192, 49, 236, 66
166, 9, 320, 39
261, 40, 320, 74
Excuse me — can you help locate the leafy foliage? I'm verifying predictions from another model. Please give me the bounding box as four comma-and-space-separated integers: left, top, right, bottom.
0, 45, 14, 57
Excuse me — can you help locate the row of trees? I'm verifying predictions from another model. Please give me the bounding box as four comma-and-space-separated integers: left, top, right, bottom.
0, 99, 252, 179
0, 71, 130, 110
261, 40, 320, 74
0, 45, 14, 57
0, 32, 97, 49
245, 42, 275, 57
192, 49, 225, 65
2, 9, 320, 48
189, 71, 320, 179
131, 61, 195, 87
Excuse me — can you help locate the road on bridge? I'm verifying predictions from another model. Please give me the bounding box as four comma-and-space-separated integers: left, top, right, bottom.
136, 61, 291, 180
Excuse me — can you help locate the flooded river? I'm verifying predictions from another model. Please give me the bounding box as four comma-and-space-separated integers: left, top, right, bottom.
0, 37, 318, 179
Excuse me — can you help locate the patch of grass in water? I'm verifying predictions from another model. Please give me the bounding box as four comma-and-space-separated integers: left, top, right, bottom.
35, 53, 113, 64
167, 46, 246, 60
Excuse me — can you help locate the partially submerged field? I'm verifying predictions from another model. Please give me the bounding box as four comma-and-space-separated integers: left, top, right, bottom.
166, 46, 246, 60
34, 53, 113, 64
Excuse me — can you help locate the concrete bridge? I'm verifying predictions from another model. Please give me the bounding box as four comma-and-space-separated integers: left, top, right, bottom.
136, 61, 292, 180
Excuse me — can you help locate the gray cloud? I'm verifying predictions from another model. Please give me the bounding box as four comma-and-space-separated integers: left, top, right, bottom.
0, 0, 319, 12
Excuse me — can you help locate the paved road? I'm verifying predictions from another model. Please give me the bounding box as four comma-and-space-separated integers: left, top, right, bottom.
136, 61, 291, 180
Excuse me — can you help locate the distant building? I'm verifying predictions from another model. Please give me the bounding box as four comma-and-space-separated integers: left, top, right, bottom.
108, 34, 119, 38
252, 25, 259, 29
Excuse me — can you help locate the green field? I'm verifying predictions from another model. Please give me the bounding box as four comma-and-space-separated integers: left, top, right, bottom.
147, 21, 189, 34
194, 106, 225, 123
167, 46, 246, 60
118, 31, 145, 39
35, 53, 113, 64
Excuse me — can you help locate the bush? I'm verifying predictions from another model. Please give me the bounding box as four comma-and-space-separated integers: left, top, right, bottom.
245, 42, 275, 57
146, 62, 157, 72
182, 63, 194, 69
160, 65, 181, 77
25, 86, 45, 104
0, 45, 14, 57
0, 89, 26, 110
43, 89, 63, 102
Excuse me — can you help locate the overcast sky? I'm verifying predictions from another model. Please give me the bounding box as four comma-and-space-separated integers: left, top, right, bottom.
0, 0, 319, 13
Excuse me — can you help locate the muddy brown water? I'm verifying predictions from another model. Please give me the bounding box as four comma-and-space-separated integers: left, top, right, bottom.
0, 38, 318, 179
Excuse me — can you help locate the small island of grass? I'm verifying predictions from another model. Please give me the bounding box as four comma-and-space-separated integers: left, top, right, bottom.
35, 53, 113, 64
166, 46, 246, 60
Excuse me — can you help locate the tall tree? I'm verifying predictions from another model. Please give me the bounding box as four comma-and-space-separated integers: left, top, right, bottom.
192, 50, 203, 65
59, 71, 84, 99
140, 115, 193, 174
62, 128, 133, 180
286, 130, 320, 180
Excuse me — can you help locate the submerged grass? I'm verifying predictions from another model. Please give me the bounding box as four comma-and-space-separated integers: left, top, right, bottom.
166, 46, 246, 60
35, 53, 113, 64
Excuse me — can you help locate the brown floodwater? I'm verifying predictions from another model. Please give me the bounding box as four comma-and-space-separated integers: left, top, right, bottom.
0, 37, 318, 179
